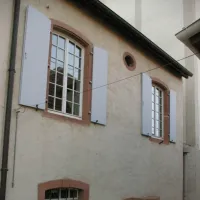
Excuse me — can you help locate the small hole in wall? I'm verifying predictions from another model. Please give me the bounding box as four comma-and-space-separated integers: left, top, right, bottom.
123, 52, 136, 71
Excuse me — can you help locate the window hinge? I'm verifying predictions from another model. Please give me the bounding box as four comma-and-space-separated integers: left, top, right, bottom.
89, 81, 92, 84
88, 111, 91, 114
90, 51, 93, 55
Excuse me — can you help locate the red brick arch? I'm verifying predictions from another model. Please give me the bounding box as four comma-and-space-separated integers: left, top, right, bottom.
38, 179, 89, 200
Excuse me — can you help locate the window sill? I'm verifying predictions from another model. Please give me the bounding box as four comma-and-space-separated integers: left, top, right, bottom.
42, 111, 90, 125
149, 136, 169, 145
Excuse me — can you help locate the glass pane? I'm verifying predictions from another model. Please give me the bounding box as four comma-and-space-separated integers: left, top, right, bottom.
66, 101, 72, 114
155, 96, 159, 104
156, 120, 159, 129
152, 119, 154, 127
56, 73, 63, 86
70, 189, 78, 198
56, 86, 63, 98
152, 94, 154, 102
73, 104, 80, 116
152, 127, 154, 135
45, 190, 52, 199
74, 92, 80, 104
50, 189, 59, 199
68, 54, 74, 66
152, 102, 154, 110
67, 89, 73, 101
52, 34, 58, 45
155, 88, 159, 96
51, 45, 57, 58
49, 83, 55, 96
48, 97, 54, 109
155, 129, 159, 137
69, 41, 75, 53
67, 77, 73, 89
61, 189, 67, 198
68, 65, 74, 77
58, 36, 65, 49
74, 80, 80, 92
152, 86, 155, 94
57, 48, 64, 61
75, 46, 81, 57
74, 68, 81, 80
155, 104, 159, 112
55, 99, 62, 111
152, 111, 154, 118
49, 70, 56, 83
50, 58, 56, 70
56, 61, 64, 73
75, 57, 81, 68
155, 112, 159, 120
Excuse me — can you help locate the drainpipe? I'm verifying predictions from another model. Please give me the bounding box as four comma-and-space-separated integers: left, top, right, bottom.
0, 0, 20, 199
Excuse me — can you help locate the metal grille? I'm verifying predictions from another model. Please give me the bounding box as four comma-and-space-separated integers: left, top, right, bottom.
45, 188, 79, 200
151, 85, 164, 137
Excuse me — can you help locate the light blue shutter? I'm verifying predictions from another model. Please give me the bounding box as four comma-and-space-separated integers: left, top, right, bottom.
91, 47, 108, 125
170, 90, 176, 143
19, 6, 51, 109
141, 73, 152, 136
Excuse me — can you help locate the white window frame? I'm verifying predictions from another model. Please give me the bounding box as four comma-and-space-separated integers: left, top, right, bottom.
48, 30, 85, 120
152, 85, 164, 138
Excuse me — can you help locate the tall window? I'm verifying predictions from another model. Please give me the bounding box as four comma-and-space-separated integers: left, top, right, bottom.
48, 31, 84, 118
45, 188, 80, 200
152, 85, 164, 138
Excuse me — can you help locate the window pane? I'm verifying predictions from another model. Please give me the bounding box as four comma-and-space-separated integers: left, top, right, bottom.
152, 102, 154, 110
55, 99, 62, 111
61, 189, 67, 198
58, 36, 65, 49
57, 48, 65, 61
152, 111, 154, 118
155, 129, 159, 137
75, 46, 81, 57
152, 127, 154, 135
56, 73, 63, 86
74, 92, 80, 104
66, 102, 72, 114
155, 88, 159, 96
50, 189, 59, 199
155, 112, 159, 120
48, 97, 54, 109
49, 83, 55, 96
49, 70, 55, 83
52, 34, 58, 45
74, 68, 81, 80
152, 94, 154, 102
56, 61, 64, 73
74, 80, 80, 92
68, 65, 74, 77
67, 89, 73, 101
70, 189, 78, 198
56, 86, 63, 98
69, 42, 75, 54
152, 119, 154, 127
45, 190, 52, 199
50, 58, 56, 70
73, 104, 79, 116
69, 54, 74, 66
51, 45, 57, 58
152, 87, 155, 94
156, 120, 159, 129
155, 96, 159, 104
155, 104, 159, 112
67, 77, 73, 89
75, 57, 81, 68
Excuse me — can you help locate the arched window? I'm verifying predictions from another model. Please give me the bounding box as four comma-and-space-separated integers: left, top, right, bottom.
38, 179, 89, 200
47, 19, 93, 123
151, 78, 169, 144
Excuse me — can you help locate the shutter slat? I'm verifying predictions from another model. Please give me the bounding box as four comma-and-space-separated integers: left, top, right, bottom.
91, 47, 108, 125
19, 6, 51, 109
141, 73, 152, 136
170, 90, 176, 143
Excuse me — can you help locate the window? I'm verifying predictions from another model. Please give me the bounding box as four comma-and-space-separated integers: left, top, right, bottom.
152, 85, 163, 138
48, 31, 84, 118
123, 52, 136, 71
45, 188, 79, 200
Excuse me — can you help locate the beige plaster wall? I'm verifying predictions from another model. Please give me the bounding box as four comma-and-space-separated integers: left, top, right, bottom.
0, 1, 184, 200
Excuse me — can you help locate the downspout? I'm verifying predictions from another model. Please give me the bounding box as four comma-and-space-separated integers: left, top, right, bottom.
0, 0, 20, 199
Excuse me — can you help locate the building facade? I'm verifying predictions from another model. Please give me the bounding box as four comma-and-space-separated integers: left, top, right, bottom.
100, 0, 200, 200
0, 0, 192, 200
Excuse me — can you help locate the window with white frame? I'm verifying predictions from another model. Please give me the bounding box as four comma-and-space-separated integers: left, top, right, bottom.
48, 32, 84, 118
45, 188, 79, 200
152, 85, 164, 138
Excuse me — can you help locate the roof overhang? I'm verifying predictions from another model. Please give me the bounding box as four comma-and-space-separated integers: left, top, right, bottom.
68, 0, 193, 78
176, 18, 200, 59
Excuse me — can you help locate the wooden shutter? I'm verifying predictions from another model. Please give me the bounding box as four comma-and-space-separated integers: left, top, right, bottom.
170, 90, 176, 143
141, 73, 152, 136
91, 47, 108, 125
19, 6, 51, 109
